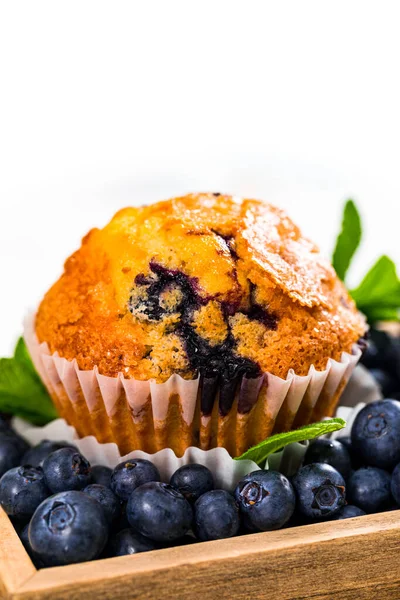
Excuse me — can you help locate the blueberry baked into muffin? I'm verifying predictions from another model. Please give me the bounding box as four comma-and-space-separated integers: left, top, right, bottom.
32, 193, 367, 456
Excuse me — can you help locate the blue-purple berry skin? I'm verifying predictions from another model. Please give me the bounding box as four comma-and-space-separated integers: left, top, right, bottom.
91, 465, 112, 488
369, 369, 399, 398
113, 503, 131, 532
194, 490, 240, 541
19, 524, 46, 568
348, 467, 392, 513
0, 432, 30, 477
170, 464, 214, 502
42, 447, 92, 493
127, 482, 193, 542
292, 463, 346, 520
0, 416, 10, 433
107, 529, 158, 557
111, 459, 160, 501
391, 463, 400, 506
29, 491, 108, 567
0, 465, 50, 519
83, 484, 120, 523
330, 505, 366, 520
304, 439, 351, 480
234, 470, 295, 532
22, 440, 76, 468
351, 400, 400, 470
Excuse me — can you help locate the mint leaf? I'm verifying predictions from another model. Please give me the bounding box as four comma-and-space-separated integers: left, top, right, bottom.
235, 418, 346, 466
351, 255, 400, 323
363, 305, 400, 322
0, 338, 58, 425
14, 337, 37, 374
332, 200, 362, 281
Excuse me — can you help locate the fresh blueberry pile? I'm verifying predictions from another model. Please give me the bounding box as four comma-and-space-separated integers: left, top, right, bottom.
360, 328, 400, 399
2, 395, 400, 568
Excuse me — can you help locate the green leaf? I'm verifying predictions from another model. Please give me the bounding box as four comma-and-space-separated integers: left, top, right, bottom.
362, 305, 400, 323
332, 200, 362, 281
14, 337, 37, 374
0, 338, 58, 426
234, 418, 346, 466
351, 255, 400, 323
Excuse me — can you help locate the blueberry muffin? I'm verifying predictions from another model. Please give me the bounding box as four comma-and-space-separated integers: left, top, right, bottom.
33, 193, 366, 456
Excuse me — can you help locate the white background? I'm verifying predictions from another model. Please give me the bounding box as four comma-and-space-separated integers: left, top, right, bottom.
1, 1, 400, 355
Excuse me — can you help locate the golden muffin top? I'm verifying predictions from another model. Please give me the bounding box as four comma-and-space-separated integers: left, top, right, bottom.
35, 193, 366, 382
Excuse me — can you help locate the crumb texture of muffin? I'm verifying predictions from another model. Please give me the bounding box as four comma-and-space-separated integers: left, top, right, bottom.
36, 193, 366, 386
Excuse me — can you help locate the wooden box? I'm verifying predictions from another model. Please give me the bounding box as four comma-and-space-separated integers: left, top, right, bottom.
1, 507, 400, 600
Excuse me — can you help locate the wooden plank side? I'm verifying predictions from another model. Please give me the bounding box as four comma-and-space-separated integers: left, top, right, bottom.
0, 508, 36, 599
13, 511, 400, 600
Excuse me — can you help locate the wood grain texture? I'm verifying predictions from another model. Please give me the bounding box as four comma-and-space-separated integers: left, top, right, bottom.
0, 509, 36, 599
1, 510, 398, 600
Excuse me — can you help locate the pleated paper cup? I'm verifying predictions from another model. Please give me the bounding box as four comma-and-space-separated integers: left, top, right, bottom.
13, 417, 260, 490
24, 313, 361, 458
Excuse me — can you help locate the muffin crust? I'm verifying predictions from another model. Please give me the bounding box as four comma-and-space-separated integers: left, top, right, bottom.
36, 193, 366, 382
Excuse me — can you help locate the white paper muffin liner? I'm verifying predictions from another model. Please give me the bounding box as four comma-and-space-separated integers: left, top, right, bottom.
11, 364, 378, 489
12, 417, 261, 490
24, 313, 362, 458
14, 416, 315, 489
12, 404, 361, 490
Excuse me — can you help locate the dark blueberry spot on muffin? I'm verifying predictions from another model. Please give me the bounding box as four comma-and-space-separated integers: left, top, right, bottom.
222, 285, 277, 329
212, 192, 221, 197
129, 264, 276, 415
221, 300, 242, 317
211, 230, 239, 261
185, 230, 209, 236
200, 376, 220, 414
180, 323, 260, 416
246, 283, 278, 329
237, 376, 265, 414
129, 262, 205, 322
134, 273, 152, 286
246, 304, 278, 329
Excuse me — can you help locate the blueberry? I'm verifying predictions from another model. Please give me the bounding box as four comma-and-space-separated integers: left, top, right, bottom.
338, 436, 364, 470
127, 482, 193, 542
234, 470, 295, 532
107, 529, 158, 557
43, 448, 92, 493
292, 463, 346, 520
111, 459, 160, 501
194, 490, 240, 541
330, 505, 366, 520
304, 439, 352, 480
361, 329, 399, 376
29, 490, 108, 566
351, 399, 400, 470
0, 465, 50, 519
83, 484, 120, 523
0, 432, 30, 477
19, 523, 46, 567
20, 524, 34, 556
391, 463, 400, 506
0, 416, 11, 432
22, 440, 76, 468
91, 465, 112, 488
113, 502, 131, 532
170, 464, 214, 503
369, 369, 399, 398
348, 467, 392, 513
